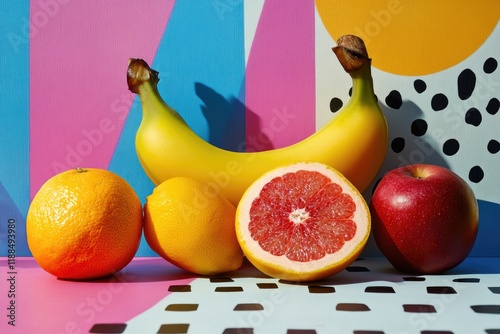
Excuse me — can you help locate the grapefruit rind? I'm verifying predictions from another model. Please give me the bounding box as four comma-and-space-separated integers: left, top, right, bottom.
236, 161, 370, 282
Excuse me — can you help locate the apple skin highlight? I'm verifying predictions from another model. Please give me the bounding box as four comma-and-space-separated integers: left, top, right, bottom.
370, 164, 479, 274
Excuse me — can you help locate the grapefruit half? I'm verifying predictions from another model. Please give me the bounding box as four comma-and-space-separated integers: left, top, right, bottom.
236, 162, 370, 282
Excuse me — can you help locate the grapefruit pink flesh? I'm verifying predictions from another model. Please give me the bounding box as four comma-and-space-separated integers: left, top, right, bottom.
236, 162, 370, 282
249, 170, 357, 262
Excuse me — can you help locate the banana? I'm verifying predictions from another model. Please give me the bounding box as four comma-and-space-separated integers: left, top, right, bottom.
127, 35, 388, 206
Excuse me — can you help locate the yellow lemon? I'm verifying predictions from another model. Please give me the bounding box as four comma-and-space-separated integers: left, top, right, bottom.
144, 177, 243, 275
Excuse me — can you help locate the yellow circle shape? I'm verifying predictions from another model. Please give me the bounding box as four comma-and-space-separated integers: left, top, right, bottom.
315, 0, 500, 75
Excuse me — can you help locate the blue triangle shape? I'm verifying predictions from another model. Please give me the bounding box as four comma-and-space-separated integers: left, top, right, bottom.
0, 183, 31, 256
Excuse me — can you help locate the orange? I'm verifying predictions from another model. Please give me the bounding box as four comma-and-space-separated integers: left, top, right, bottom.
144, 176, 243, 276
27, 168, 143, 280
236, 162, 370, 282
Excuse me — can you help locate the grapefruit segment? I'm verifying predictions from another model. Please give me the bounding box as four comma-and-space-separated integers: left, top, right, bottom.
236, 162, 370, 281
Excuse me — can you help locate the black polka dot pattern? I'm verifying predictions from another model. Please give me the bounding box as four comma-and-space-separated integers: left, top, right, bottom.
385, 90, 402, 109
465, 107, 482, 126
469, 166, 484, 183
431, 93, 448, 111
332, 57, 498, 185
330, 97, 343, 113
414, 79, 427, 93
443, 139, 460, 156
488, 140, 500, 154
457, 68, 476, 100
484, 57, 498, 74
410, 119, 428, 136
486, 98, 499, 115
391, 137, 405, 153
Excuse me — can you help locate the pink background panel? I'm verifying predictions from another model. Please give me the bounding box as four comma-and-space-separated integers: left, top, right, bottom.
29, 1, 175, 198
245, 0, 316, 151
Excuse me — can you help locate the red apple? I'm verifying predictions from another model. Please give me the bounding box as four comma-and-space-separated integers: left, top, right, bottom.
370, 164, 479, 274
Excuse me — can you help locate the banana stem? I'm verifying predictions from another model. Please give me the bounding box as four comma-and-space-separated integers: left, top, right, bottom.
127, 58, 187, 123
349, 64, 377, 106
332, 35, 377, 106
127, 58, 162, 112
127, 58, 159, 93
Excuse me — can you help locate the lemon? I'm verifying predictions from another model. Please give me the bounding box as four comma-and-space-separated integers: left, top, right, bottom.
144, 176, 243, 275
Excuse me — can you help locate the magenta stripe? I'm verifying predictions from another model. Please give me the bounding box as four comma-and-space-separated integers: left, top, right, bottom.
245, 0, 316, 151
29, 1, 174, 197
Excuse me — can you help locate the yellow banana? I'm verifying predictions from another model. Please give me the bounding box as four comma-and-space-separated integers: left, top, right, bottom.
128, 35, 388, 206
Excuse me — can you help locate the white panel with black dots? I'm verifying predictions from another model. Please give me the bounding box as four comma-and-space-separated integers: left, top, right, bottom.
315, 18, 499, 203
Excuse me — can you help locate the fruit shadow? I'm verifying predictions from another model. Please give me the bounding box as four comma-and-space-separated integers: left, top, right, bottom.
372, 100, 451, 188
229, 257, 406, 284
270, 256, 500, 287
195, 82, 273, 151
278, 259, 407, 287
56, 258, 194, 283
119, 258, 196, 283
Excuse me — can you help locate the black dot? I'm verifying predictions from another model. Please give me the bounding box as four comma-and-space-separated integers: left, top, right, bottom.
457, 68, 476, 100
484, 57, 498, 74
414, 79, 427, 93
486, 98, 499, 115
465, 107, 482, 126
411, 119, 428, 136
443, 139, 460, 156
469, 166, 484, 183
488, 139, 500, 154
431, 93, 448, 111
385, 90, 403, 109
330, 97, 343, 113
391, 137, 405, 153
348, 87, 353, 97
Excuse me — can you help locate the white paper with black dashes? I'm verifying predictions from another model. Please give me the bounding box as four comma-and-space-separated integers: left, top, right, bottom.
89, 257, 500, 334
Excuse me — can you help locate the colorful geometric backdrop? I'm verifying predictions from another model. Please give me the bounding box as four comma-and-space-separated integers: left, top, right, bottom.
1, 1, 499, 257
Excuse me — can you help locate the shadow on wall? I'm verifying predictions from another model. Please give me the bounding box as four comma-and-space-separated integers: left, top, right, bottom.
364, 98, 448, 257
364, 99, 451, 198
195, 82, 273, 152
195, 82, 244, 152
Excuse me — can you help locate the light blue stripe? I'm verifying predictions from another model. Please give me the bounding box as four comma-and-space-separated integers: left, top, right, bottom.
153, 0, 246, 150
108, 95, 158, 256
109, 1, 246, 256
0, 2, 31, 255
